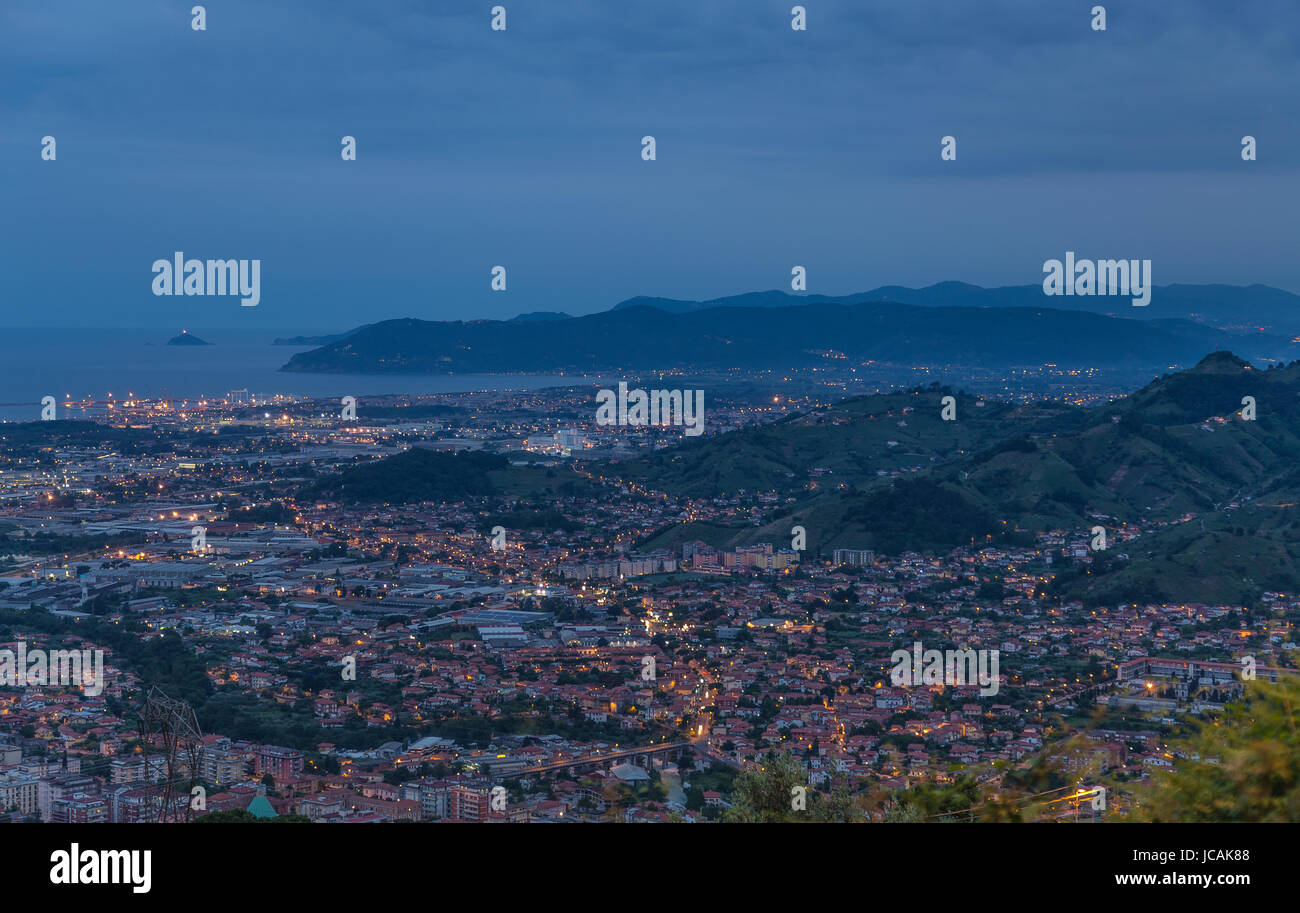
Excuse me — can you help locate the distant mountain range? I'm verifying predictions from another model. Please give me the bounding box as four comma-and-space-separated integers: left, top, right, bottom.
612, 282, 1300, 335
280, 283, 1299, 376
511, 311, 572, 322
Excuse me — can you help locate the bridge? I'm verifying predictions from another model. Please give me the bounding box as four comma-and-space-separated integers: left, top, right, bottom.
517, 740, 691, 777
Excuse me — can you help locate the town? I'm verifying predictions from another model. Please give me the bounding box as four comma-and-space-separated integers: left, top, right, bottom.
0, 379, 1294, 823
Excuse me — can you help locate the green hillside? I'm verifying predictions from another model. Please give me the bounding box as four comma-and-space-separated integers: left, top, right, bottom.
614, 386, 1054, 499
298, 448, 598, 504
618, 353, 1300, 605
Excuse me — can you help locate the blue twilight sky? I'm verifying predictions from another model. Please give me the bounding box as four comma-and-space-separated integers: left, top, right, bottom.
2, 0, 1298, 330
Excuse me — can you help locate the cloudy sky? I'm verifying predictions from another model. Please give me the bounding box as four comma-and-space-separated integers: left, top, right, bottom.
2, 0, 1298, 328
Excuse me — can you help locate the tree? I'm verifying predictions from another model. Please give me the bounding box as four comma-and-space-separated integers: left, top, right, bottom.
1137, 678, 1300, 822
685, 785, 705, 811
722, 753, 807, 823
722, 753, 865, 823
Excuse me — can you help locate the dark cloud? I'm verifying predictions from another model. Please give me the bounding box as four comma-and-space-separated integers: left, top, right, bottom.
1, 0, 1296, 328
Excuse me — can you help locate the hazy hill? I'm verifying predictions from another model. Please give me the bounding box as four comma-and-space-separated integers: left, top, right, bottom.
613, 282, 1300, 335
609, 290, 872, 313
281, 302, 1265, 375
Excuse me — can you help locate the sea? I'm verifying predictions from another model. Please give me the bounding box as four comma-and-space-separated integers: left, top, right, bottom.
0, 328, 586, 421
